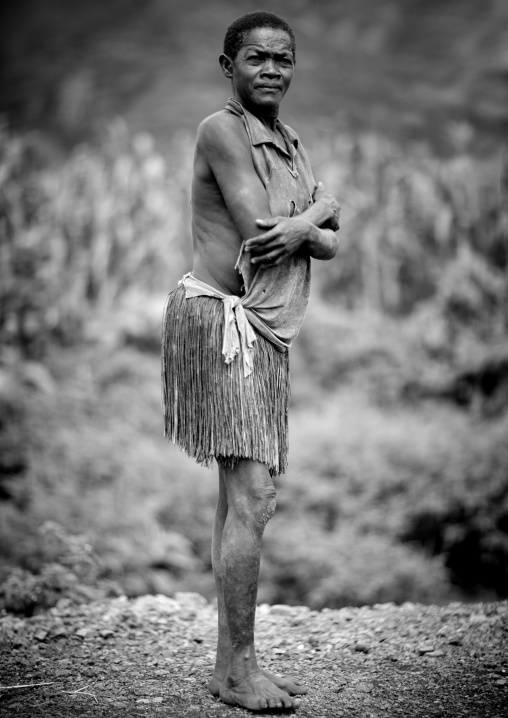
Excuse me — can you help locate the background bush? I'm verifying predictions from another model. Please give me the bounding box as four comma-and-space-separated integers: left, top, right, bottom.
1, 118, 507, 613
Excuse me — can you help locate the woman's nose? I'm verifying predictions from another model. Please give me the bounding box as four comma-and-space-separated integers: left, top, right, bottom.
261, 59, 281, 76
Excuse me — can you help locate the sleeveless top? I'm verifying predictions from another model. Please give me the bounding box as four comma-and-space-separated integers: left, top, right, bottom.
225, 98, 316, 346
181, 99, 317, 377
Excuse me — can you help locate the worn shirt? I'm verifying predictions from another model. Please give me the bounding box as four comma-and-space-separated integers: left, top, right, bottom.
183, 99, 317, 376
226, 98, 316, 344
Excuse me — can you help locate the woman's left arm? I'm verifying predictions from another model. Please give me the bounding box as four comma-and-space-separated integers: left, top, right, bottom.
244, 215, 339, 266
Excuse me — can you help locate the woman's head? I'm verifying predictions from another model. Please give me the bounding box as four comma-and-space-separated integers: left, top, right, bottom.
223, 11, 295, 62
220, 13, 296, 117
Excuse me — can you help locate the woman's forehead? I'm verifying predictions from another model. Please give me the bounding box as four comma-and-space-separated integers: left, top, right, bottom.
240, 27, 293, 53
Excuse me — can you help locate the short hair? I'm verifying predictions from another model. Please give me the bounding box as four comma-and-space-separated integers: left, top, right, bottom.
223, 11, 296, 61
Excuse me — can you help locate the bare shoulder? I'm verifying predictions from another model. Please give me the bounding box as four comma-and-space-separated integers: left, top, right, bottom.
197, 110, 248, 157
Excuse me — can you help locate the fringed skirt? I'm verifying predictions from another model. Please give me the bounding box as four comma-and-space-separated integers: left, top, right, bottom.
161, 284, 290, 476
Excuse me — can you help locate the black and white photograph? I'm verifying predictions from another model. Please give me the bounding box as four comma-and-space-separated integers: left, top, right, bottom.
0, 1, 507, 716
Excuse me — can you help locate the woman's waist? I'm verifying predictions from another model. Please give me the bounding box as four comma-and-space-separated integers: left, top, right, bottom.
191, 257, 243, 297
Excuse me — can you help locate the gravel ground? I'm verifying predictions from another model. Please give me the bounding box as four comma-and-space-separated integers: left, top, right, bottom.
0, 593, 507, 717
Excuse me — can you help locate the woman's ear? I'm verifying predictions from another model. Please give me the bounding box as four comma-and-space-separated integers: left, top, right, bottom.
219, 54, 233, 79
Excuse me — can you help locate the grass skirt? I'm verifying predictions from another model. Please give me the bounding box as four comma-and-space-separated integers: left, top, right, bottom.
161, 284, 290, 476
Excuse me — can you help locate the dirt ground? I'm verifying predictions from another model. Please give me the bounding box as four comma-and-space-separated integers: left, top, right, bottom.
1, 593, 507, 717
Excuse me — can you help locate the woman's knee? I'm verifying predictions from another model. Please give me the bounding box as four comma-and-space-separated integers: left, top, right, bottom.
245, 487, 277, 528
225, 464, 277, 527
254, 489, 277, 526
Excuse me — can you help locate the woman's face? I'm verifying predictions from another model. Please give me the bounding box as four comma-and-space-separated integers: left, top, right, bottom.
222, 27, 294, 116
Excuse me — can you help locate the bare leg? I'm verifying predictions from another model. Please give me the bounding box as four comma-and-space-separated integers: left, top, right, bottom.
208, 470, 230, 689
208, 467, 307, 699
208, 459, 305, 711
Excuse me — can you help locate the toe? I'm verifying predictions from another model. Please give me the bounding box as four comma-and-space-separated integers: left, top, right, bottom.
284, 679, 305, 695
281, 694, 294, 709
219, 688, 234, 706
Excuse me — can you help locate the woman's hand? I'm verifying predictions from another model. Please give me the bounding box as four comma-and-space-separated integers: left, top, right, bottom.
312, 182, 341, 231
243, 216, 315, 267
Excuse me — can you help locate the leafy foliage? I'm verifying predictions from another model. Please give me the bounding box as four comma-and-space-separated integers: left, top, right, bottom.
0, 122, 191, 356
313, 132, 508, 324
0, 122, 507, 614
0, 522, 121, 615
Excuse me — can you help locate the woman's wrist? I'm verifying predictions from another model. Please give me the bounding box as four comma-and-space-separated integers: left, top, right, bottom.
303, 222, 322, 253
305, 225, 338, 259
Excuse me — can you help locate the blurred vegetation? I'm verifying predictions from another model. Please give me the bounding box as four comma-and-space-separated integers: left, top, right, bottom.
2, 0, 508, 151
0, 116, 507, 615
0, 521, 121, 615
0, 121, 192, 356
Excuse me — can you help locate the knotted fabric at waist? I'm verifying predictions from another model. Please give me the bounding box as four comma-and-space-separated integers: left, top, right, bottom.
178, 273, 288, 377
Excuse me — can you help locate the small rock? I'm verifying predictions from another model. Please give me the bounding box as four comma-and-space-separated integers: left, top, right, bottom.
33, 630, 48, 642
49, 626, 67, 639
354, 642, 370, 653
495, 678, 507, 687
355, 681, 374, 693
426, 650, 445, 658
75, 628, 88, 638
256, 604, 271, 616
469, 613, 487, 624
99, 629, 115, 639
447, 635, 462, 646
131, 594, 180, 615
448, 605, 469, 616
55, 598, 74, 612
173, 592, 208, 609
417, 643, 435, 655
308, 636, 320, 647
291, 616, 306, 626
270, 605, 295, 617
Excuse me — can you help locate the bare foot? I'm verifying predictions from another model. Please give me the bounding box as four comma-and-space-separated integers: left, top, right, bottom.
219, 671, 295, 712
208, 668, 307, 698
208, 674, 223, 697
263, 669, 307, 696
